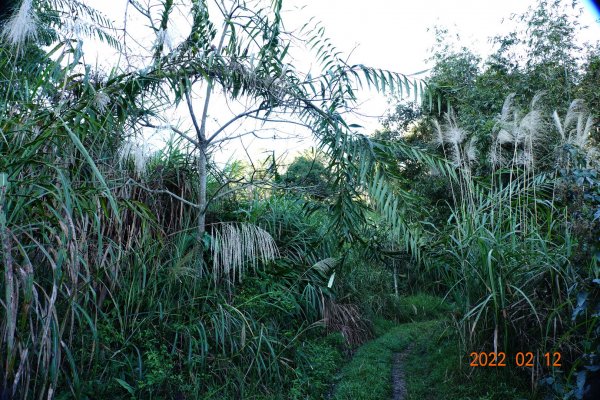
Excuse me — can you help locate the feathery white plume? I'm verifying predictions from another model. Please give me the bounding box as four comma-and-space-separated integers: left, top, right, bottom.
433, 120, 444, 146
500, 93, 516, 123
119, 140, 152, 175
554, 99, 594, 149
443, 111, 466, 145
516, 149, 534, 168
93, 91, 110, 113
1, 0, 38, 51
518, 109, 543, 144
553, 110, 564, 141
488, 146, 504, 167
496, 129, 513, 145
564, 99, 585, 128
530, 92, 545, 109
573, 115, 593, 148
465, 136, 478, 162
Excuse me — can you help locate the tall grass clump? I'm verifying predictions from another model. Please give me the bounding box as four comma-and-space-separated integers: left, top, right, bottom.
430, 94, 596, 381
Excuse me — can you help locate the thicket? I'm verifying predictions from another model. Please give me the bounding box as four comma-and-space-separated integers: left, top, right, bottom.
0, 0, 437, 398
377, 1, 600, 397
0, 0, 598, 399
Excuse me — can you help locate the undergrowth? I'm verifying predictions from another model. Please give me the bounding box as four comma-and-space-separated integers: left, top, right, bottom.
334, 316, 533, 400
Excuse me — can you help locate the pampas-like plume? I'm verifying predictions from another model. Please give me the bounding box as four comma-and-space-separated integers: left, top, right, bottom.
118, 140, 152, 175
516, 149, 534, 168
553, 99, 596, 168
433, 120, 445, 146
554, 99, 593, 149
519, 108, 543, 144
434, 111, 469, 167
500, 93, 516, 124
93, 90, 110, 113
491, 93, 545, 169
210, 222, 279, 282
443, 111, 466, 145
564, 99, 586, 130
1, 0, 38, 51
496, 98, 543, 146
465, 136, 478, 163
488, 146, 505, 168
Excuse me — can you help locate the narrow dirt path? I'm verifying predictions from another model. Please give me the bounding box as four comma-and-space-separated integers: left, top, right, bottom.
391, 351, 408, 400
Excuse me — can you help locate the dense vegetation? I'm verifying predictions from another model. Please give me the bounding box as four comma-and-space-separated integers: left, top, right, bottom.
0, 0, 598, 399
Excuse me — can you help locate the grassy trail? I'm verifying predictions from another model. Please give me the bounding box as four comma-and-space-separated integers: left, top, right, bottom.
391, 350, 408, 400
331, 298, 534, 400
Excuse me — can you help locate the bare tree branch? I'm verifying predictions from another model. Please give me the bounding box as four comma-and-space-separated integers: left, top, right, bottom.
206, 107, 268, 144
140, 119, 201, 147
124, 178, 201, 209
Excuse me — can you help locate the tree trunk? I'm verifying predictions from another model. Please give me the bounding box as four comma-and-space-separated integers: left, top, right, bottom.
393, 265, 399, 297
187, 15, 230, 238
198, 144, 207, 236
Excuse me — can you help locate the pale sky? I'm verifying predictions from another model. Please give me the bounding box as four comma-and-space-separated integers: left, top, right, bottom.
80, 0, 600, 165
290, 0, 600, 125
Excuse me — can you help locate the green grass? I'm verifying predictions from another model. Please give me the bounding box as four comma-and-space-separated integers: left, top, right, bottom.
334, 320, 440, 400
394, 293, 454, 323
334, 299, 534, 400
402, 323, 533, 400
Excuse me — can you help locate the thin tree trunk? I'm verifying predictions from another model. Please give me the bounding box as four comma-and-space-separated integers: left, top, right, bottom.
197, 144, 208, 236
186, 12, 230, 237
186, 87, 208, 237
393, 265, 399, 297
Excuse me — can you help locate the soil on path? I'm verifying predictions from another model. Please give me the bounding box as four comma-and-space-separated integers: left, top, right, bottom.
391, 351, 408, 400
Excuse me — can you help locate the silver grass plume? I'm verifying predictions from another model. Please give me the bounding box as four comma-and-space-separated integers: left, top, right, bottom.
443, 111, 466, 146
1, 0, 38, 52
118, 140, 151, 176
495, 93, 520, 145
500, 93, 516, 124
210, 222, 279, 282
577, 116, 594, 148
519, 108, 544, 163
93, 90, 110, 113
553, 99, 596, 167
530, 91, 545, 109
488, 146, 505, 168
570, 113, 588, 148
433, 120, 445, 146
465, 136, 478, 163
491, 93, 545, 169
434, 111, 467, 167
496, 129, 513, 145
553, 110, 565, 141
515, 149, 534, 168
554, 99, 593, 149
564, 99, 586, 131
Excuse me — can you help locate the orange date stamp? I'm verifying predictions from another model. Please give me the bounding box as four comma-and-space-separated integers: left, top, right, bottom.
469, 352, 562, 367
